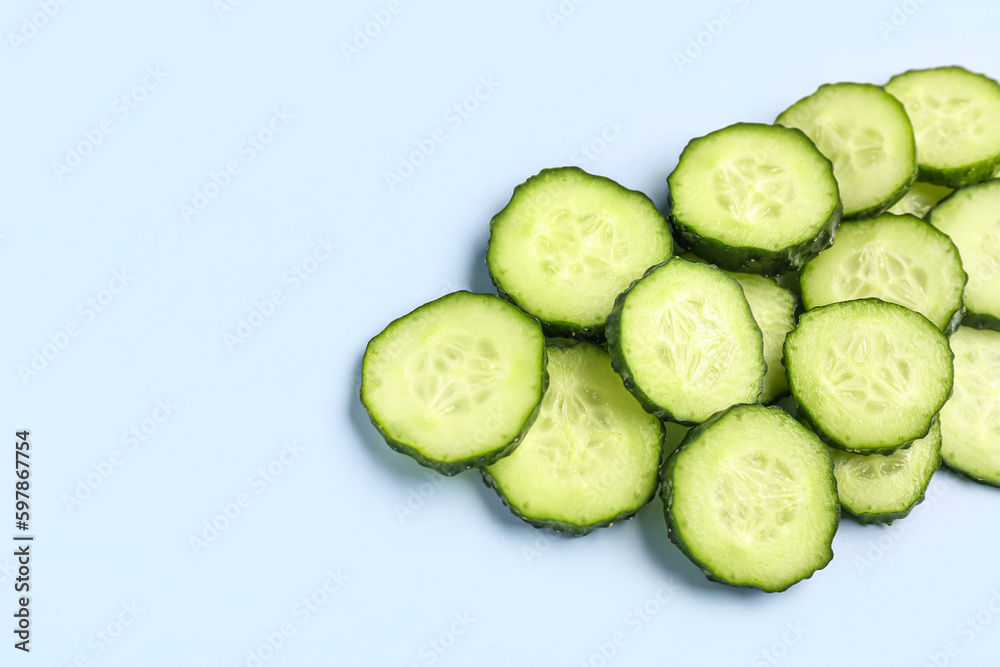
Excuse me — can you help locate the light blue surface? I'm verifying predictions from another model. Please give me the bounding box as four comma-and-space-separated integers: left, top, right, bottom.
3, 1, 1000, 665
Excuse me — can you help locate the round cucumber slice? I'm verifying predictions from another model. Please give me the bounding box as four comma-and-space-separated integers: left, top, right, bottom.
800, 213, 967, 333
661, 404, 839, 593
482, 341, 663, 535
361, 291, 546, 475
776, 82, 918, 220
667, 122, 841, 276
607, 258, 765, 425
940, 326, 1000, 487
885, 66, 1000, 187
831, 420, 941, 524
889, 181, 953, 218
681, 253, 796, 403
785, 298, 953, 454
487, 167, 673, 339
927, 179, 1000, 331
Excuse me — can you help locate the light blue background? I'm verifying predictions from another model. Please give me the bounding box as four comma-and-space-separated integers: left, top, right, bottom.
2, 0, 999, 665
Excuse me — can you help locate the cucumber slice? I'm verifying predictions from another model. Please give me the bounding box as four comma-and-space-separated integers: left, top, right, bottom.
667, 122, 841, 276
785, 298, 953, 454
889, 181, 953, 218
885, 66, 1000, 187
361, 291, 546, 475
661, 404, 839, 592
800, 213, 967, 333
831, 420, 941, 524
776, 82, 917, 220
607, 258, 765, 425
940, 326, 1000, 486
681, 253, 796, 403
927, 179, 1000, 331
482, 341, 663, 535
487, 167, 673, 339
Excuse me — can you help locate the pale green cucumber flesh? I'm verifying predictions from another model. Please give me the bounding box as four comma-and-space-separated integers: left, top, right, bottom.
927, 179, 1000, 331
785, 299, 953, 453
831, 420, 941, 524
607, 258, 765, 425
800, 213, 967, 333
487, 166, 673, 339
940, 327, 1000, 486
662, 404, 839, 592
681, 253, 796, 403
885, 66, 1000, 187
777, 82, 917, 219
482, 341, 663, 534
668, 122, 841, 275
889, 181, 953, 218
361, 291, 546, 475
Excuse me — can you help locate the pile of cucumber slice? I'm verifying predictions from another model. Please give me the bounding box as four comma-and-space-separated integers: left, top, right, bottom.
361, 65, 1000, 592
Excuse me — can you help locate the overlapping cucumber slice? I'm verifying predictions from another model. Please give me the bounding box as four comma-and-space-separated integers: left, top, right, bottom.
361, 291, 547, 475
667, 122, 841, 275
885, 66, 1000, 187
777, 82, 917, 220
785, 299, 953, 454
831, 420, 941, 524
682, 253, 796, 403
661, 404, 839, 592
940, 327, 1000, 486
487, 167, 673, 339
607, 258, 765, 425
482, 341, 663, 535
927, 179, 1000, 331
800, 213, 967, 333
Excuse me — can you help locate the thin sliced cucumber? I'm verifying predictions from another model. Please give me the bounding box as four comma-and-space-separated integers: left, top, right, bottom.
661, 404, 839, 593
940, 326, 1000, 486
889, 181, 953, 218
776, 82, 917, 220
831, 420, 941, 524
482, 341, 663, 535
800, 213, 967, 333
667, 122, 841, 275
487, 167, 673, 339
361, 291, 546, 475
606, 258, 765, 425
785, 298, 953, 454
681, 253, 796, 403
885, 66, 1000, 187
927, 179, 1000, 331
